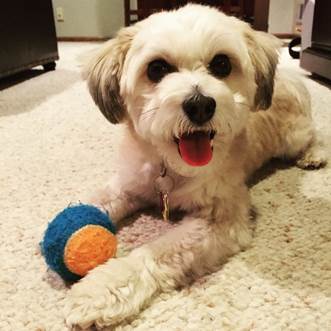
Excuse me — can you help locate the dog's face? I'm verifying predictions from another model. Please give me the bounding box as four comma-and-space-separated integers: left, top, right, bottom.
85, 5, 280, 175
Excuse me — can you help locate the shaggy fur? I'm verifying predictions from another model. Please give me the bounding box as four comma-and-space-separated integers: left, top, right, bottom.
64, 5, 326, 329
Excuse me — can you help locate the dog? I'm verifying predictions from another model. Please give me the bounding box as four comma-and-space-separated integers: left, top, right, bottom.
65, 4, 326, 329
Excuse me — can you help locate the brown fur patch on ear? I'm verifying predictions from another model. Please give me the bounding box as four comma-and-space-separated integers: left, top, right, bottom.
245, 29, 282, 110
84, 26, 139, 124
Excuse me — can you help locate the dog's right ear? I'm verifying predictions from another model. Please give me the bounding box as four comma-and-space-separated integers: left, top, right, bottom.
244, 28, 281, 110
83, 26, 138, 124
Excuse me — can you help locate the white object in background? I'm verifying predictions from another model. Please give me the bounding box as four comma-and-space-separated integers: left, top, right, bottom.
56, 7, 64, 22
301, 0, 315, 51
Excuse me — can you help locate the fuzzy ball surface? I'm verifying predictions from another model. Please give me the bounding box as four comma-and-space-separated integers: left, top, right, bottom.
41, 204, 116, 282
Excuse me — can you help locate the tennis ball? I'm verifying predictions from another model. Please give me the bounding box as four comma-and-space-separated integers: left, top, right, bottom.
41, 204, 117, 282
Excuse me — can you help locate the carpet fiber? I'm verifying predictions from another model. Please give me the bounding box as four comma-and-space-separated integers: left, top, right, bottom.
0, 42, 330, 331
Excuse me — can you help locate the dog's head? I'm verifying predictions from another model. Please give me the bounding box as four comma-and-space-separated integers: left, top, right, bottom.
85, 5, 280, 175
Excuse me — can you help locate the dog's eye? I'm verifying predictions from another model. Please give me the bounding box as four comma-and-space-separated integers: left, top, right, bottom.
147, 59, 173, 82
209, 54, 232, 78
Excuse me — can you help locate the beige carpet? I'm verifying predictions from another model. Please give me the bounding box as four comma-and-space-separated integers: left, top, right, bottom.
0, 42, 330, 331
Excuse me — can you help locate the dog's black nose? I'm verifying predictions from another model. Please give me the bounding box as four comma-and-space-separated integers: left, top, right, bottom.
182, 93, 216, 126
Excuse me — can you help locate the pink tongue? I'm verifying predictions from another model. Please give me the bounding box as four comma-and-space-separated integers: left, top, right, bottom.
178, 132, 213, 166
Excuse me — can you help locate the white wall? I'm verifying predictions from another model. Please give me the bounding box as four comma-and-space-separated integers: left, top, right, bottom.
52, 0, 124, 38
53, 0, 304, 37
268, 0, 304, 34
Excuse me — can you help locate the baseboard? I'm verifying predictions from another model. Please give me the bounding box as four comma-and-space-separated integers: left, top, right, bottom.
58, 34, 296, 42
273, 33, 300, 39
57, 37, 110, 42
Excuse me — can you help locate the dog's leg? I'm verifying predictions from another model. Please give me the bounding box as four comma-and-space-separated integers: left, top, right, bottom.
245, 112, 327, 177
65, 187, 252, 329
87, 157, 157, 224
272, 111, 327, 170
244, 75, 327, 176
88, 175, 151, 224
85, 131, 160, 224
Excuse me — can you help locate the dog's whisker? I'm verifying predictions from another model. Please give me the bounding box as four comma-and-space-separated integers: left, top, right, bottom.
178, 117, 186, 137
208, 121, 215, 133
228, 122, 233, 134
139, 107, 160, 122
140, 107, 159, 115
140, 111, 155, 118
234, 101, 251, 108
140, 113, 156, 121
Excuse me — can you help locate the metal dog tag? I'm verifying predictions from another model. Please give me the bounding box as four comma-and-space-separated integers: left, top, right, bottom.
160, 192, 170, 222
154, 164, 174, 222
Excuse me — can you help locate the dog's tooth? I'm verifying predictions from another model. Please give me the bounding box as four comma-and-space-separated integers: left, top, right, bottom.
211, 139, 214, 147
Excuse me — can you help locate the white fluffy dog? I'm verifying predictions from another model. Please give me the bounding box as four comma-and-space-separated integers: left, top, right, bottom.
65, 4, 326, 329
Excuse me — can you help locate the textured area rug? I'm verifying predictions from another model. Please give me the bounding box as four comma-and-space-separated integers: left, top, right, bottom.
0, 42, 330, 331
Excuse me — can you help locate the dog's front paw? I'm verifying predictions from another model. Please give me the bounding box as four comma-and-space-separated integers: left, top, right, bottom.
64, 253, 158, 329
296, 150, 327, 169
296, 141, 327, 170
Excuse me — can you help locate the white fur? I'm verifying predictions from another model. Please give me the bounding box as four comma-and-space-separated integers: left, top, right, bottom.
65, 5, 326, 329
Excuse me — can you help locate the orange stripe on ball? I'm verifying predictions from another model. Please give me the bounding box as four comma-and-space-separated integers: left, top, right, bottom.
64, 225, 117, 276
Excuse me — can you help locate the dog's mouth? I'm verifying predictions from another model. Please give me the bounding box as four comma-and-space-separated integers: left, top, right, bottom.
174, 130, 216, 167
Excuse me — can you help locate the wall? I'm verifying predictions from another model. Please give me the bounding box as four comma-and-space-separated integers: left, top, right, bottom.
52, 0, 304, 38
52, 0, 124, 38
268, 0, 304, 34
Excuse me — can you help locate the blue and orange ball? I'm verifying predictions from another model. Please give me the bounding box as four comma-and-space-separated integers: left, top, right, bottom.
41, 204, 117, 282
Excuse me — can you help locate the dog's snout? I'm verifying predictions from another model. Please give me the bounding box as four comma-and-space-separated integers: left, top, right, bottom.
182, 93, 216, 126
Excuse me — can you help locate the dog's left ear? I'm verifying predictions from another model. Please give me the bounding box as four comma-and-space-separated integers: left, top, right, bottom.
83, 25, 139, 124
244, 28, 282, 110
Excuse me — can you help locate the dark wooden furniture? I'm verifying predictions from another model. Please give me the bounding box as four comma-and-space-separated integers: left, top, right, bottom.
125, 0, 260, 29
253, 0, 270, 31
0, 0, 59, 79
301, 0, 331, 80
